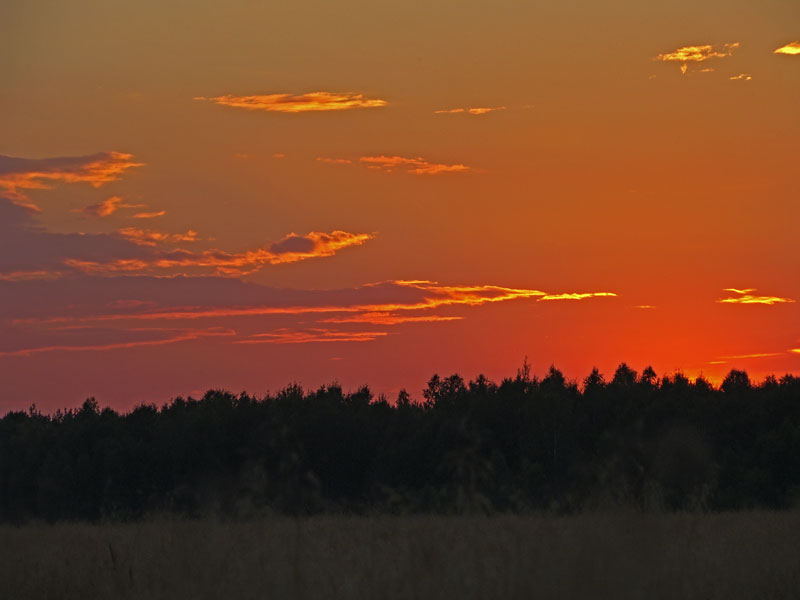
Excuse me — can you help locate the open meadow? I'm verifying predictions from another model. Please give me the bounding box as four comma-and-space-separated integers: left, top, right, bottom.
2, 511, 799, 600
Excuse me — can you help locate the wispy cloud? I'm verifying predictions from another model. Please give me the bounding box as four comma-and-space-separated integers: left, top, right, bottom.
131, 210, 166, 219
538, 292, 617, 301
194, 92, 387, 113
722, 352, 782, 360
655, 42, 739, 74
774, 42, 800, 55
1, 196, 372, 281
64, 230, 374, 275
434, 106, 507, 115
236, 328, 387, 344
718, 288, 795, 305
317, 157, 353, 165
117, 227, 200, 246
20, 280, 615, 325
0, 327, 234, 357
729, 73, 752, 81
266, 231, 374, 264
0, 270, 63, 282
80, 196, 144, 218
0, 152, 143, 211
707, 351, 785, 365
359, 155, 473, 175
2, 277, 617, 356
319, 312, 463, 325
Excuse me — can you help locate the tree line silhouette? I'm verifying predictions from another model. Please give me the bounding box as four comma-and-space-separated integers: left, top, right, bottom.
1, 363, 799, 521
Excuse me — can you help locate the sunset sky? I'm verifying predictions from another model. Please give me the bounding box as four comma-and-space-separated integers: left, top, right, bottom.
1, 0, 798, 410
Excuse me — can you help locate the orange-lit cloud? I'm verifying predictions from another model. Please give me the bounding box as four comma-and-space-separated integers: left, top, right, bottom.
65, 230, 374, 275
709, 352, 783, 365
0, 327, 234, 357
718, 288, 795, 305
320, 312, 464, 325
317, 157, 353, 165
360, 155, 473, 175
80, 196, 145, 218
538, 292, 618, 301
117, 228, 201, 246
195, 92, 387, 113
117, 227, 170, 246
729, 73, 752, 81
707, 351, 788, 365
0, 152, 143, 211
774, 42, 800, 55
236, 328, 387, 344
434, 106, 507, 115
21, 280, 616, 326
131, 210, 166, 219
0, 270, 64, 282
266, 231, 374, 265
655, 42, 739, 74
3, 278, 618, 357
173, 230, 201, 243
791, 349, 800, 354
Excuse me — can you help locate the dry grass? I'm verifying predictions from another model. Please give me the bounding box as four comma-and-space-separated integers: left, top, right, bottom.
1, 512, 799, 599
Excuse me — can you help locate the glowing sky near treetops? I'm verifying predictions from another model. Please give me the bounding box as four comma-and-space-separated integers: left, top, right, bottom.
1, 0, 799, 409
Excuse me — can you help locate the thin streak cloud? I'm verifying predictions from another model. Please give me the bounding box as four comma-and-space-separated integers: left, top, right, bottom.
236, 328, 388, 344
194, 92, 387, 113
718, 288, 795, 305
17, 280, 616, 326
317, 157, 353, 165
2, 278, 618, 356
0, 327, 234, 357
131, 210, 167, 219
0, 270, 62, 282
359, 155, 473, 175
434, 106, 507, 115
319, 312, 464, 325
538, 292, 617, 301
707, 351, 784, 365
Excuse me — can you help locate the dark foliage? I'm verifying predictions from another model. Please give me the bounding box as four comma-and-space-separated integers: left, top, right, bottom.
1, 365, 799, 521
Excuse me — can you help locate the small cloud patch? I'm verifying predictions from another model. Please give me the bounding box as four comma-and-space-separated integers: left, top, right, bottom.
718, 288, 795, 305
774, 42, 800, 55
195, 92, 387, 113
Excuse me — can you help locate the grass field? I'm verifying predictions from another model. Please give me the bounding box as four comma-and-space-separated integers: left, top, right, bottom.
1, 511, 799, 599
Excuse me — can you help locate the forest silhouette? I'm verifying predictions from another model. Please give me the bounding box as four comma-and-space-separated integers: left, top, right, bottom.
1, 363, 799, 521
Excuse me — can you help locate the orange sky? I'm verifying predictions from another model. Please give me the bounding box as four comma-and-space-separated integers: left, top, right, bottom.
1, 0, 798, 410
